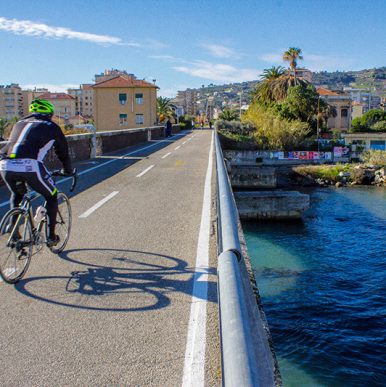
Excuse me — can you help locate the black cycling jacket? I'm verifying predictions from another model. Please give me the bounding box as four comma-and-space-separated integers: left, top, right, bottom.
1, 114, 72, 171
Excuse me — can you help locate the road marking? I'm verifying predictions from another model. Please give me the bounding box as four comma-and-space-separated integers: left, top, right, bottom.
0, 133, 193, 209
182, 131, 214, 387
182, 141, 187, 145
175, 146, 181, 150
136, 164, 155, 177
161, 152, 171, 159
79, 191, 119, 218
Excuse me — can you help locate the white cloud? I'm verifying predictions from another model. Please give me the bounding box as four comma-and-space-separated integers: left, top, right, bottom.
173, 60, 260, 83
260, 53, 283, 63
20, 83, 79, 93
200, 43, 237, 58
148, 55, 187, 63
0, 17, 139, 46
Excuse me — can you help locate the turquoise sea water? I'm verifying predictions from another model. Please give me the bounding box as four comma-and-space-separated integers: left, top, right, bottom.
243, 187, 386, 386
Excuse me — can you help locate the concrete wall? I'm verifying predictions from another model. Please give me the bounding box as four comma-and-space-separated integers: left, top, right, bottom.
230, 165, 277, 189
1, 124, 180, 182
234, 191, 310, 220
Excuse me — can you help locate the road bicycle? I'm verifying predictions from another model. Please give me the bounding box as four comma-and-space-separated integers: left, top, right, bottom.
0, 170, 77, 284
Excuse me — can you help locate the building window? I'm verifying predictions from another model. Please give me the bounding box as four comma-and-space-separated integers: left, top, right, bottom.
341, 109, 348, 117
136, 114, 144, 125
135, 93, 144, 104
119, 93, 127, 105
119, 113, 127, 125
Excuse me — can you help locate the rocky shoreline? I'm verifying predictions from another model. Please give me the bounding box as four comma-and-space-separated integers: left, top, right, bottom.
293, 165, 386, 188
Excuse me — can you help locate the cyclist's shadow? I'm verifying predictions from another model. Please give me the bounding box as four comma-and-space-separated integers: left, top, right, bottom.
16, 248, 217, 312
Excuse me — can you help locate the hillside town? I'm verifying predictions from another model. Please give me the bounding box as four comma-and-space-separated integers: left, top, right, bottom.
1, 67, 386, 151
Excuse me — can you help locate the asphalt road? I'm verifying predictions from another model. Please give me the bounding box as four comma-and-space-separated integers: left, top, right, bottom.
0, 129, 220, 386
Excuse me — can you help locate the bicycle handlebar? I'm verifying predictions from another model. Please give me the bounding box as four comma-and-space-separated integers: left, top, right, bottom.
52, 168, 78, 192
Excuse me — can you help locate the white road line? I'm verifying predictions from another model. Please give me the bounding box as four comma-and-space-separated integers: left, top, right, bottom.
0, 134, 192, 209
136, 164, 155, 177
175, 146, 181, 150
182, 141, 187, 145
182, 131, 214, 387
79, 191, 119, 218
161, 152, 171, 159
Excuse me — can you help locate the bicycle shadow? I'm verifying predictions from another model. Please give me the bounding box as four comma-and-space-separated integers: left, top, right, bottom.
15, 248, 217, 312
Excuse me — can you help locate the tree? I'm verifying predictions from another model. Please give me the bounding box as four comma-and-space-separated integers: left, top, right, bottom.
156, 97, 174, 123
219, 109, 239, 121
242, 103, 310, 150
260, 66, 286, 81
252, 72, 308, 104
0, 117, 10, 139
351, 109, 386, 132
283, 47, 303, 84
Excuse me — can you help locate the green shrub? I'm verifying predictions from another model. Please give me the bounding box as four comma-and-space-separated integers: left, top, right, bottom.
360, 150, 386, 166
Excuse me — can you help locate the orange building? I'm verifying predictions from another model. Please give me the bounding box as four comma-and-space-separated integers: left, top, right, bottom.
92, 75, 158, 132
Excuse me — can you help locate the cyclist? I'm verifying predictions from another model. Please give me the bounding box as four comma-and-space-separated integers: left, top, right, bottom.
0, 99, 74, 247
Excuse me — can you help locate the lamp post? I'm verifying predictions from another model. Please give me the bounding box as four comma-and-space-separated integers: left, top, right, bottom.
317, 96, 321, 153
238, 91, 242, 118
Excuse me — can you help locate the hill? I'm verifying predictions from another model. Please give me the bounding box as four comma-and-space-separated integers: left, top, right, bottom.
174, 67, 386, 112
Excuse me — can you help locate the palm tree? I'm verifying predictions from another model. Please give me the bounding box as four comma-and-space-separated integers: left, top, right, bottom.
260, 66, 286, 81
156, 97, 174, 123
252, 65, 308, 104
283, 47, 303, 84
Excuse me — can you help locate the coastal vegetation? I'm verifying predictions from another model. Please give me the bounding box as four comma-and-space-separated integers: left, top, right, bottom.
350, 109, 386, 132
217, 47, 336, 150
293, 150, 386, 186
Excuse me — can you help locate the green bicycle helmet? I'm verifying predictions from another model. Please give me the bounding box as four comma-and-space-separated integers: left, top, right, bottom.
29, 99, 55, 115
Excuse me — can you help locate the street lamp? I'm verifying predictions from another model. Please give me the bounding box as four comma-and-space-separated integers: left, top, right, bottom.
317, 95, 321, 153
238, 91, 242, 118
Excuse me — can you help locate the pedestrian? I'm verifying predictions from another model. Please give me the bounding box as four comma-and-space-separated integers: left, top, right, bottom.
200, 119, 204, 129
165, 118, 172, 137
209, 120, 213, 129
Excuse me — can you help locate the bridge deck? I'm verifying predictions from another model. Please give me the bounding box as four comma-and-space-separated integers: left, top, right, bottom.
0, 130, 220, 386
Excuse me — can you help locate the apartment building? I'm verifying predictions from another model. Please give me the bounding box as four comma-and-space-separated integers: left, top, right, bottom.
38, 92, 76, 124
68, 84, 94, 118
343, 87, 381, 113
173, 89, 198, 116
0, 84, 24, 119
317, 87, 351, 131
94, 69, 135, 84
22, 88, 50, 116
295, 68, 313, 82
92, 74, 158, 131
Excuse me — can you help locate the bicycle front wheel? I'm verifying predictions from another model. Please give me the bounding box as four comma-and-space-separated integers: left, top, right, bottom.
0, 208, 33, 284
48, 192, 72, 253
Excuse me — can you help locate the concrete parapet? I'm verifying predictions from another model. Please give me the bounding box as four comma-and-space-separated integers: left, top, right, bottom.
0, 125, 181, 184
235, 190, 310, 220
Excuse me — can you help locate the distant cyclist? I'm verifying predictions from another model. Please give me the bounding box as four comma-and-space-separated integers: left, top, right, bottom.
0, 99, 74, 246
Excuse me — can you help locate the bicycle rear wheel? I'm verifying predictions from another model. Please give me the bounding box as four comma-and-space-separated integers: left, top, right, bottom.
0, 208, 33, 284
48, 192, 72, 253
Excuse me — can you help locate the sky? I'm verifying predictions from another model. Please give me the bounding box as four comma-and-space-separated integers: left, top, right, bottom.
0, 0, 385, 97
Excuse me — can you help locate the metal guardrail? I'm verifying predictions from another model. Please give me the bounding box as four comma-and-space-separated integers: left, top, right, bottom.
215, 130, 276, 387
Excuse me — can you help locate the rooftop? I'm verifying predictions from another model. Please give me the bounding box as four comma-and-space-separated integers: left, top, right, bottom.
92, 75, 158, 89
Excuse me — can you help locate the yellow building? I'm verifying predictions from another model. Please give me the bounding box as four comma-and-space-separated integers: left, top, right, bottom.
0, 84, 23, 119
38, 92, 76, 124
92, 75, 158, 131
